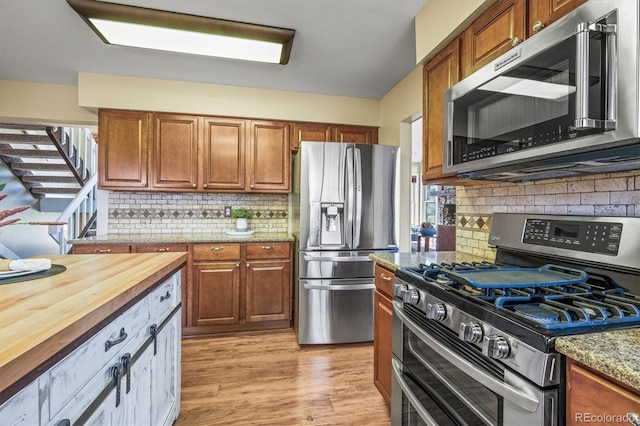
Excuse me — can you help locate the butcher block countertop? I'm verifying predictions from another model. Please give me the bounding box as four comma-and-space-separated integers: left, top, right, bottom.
70, 232, 294, 245
0, 252, 187, 398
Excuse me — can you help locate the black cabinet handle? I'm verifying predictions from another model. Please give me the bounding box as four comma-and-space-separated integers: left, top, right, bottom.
160, 291, 171, 302
110, 363, 123, 407
105, 328, 127, 352
150, 324, 158, 355
121, 353, 131, 394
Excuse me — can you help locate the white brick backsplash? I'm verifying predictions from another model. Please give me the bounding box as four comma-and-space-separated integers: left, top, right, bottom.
455, 170, 640, 256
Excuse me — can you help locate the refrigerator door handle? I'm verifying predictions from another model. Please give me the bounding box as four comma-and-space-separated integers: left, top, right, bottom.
345, 146, 354, 249
302, 255, 372, 262
303, 283, 376, 291
353, 146, 362, 249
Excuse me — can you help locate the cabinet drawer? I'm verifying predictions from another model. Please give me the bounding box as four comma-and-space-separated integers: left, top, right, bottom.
0, 379, 39, 426
246, 243, 290, 260
72, 244, 131, 254
192, 243, 241, 261
135, 243, 187, 253
375, 265, 394, 298
47, 297, 150, 419
150, 272, 181, 325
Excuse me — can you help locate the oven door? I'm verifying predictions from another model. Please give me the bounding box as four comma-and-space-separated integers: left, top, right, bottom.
391, 302, 558, 426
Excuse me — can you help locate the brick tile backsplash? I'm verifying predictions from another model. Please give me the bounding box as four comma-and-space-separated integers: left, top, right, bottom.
456, 170, 640, 260
107, 192, 289, 234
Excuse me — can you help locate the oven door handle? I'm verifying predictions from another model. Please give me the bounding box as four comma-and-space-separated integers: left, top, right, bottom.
394, 301, 540, 413
391, 358, 440, 426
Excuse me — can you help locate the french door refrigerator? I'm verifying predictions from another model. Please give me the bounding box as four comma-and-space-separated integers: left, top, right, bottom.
293, 141, 399, 344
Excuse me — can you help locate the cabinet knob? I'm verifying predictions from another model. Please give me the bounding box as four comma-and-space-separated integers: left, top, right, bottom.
236, 263, 240, 267
192, 183, 196, 187
203, 184, 208, 188
511, 36, 522, 47
246, 263, 251, 268
532, 20, 545, 32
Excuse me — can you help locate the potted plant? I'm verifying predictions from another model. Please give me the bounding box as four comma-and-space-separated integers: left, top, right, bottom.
231, 208, 253, 232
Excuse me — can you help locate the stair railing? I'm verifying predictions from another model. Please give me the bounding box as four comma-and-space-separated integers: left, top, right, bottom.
53, 174, 97, 254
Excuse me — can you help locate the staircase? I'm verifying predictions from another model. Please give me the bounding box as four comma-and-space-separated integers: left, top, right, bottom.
0, 123, 98, 254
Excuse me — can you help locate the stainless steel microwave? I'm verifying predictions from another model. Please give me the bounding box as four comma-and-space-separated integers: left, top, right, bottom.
444, 0, 640, 182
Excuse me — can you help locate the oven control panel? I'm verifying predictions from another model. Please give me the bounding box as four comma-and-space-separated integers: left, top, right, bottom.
523, 219, 621, 255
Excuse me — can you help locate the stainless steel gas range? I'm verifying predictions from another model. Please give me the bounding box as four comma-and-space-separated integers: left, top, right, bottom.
391, 213, 640, 426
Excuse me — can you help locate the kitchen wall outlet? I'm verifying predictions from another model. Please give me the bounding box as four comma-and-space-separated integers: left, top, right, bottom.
224, 206, 232, 217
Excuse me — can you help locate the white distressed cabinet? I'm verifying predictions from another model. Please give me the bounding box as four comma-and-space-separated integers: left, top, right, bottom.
0, 271, 182, 426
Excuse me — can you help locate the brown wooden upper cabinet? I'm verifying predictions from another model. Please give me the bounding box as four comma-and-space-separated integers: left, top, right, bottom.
291, 122, 378, 151
98, 109, 291, 194
98, 109, 150, 189
461, 0, 527, 78
247, 120, 291, 193
528, 0, 587, 38
422, 38, 462, 185
152, 113, 199, 190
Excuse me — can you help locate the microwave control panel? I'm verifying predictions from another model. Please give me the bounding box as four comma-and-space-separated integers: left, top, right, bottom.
523, 219, 621, 255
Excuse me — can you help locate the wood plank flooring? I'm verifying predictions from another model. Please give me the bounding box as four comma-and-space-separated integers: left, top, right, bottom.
177, 330, 391, 425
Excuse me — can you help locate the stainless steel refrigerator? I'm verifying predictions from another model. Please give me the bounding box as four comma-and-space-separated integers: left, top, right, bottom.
293, 141, 400, 344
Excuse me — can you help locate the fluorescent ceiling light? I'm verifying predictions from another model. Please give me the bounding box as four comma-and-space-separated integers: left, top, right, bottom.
67, 0, 295, 64
479, 76, 576, 100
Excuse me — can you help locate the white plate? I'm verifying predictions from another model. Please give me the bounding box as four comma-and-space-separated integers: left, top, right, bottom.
0, 269, 44, 280
225, 230, 255, 237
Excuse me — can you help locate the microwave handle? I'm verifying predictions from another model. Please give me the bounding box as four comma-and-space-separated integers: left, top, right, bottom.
444, 100, 454, 168
574, 21, 617, 131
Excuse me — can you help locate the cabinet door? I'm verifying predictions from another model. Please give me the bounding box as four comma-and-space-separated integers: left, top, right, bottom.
566, 359, 640, 426
245, 260, 291, 322
291, 122, 333, 152
461, 0, 526, 78
151, 313, 181, 426
247, 120, 291, 193
334, 125, 378, 144
151, 113, 199, 190
373, 289, 393, 406
98, 109, 149, 190
202, 117, 246, 191
422, 38, 461, 184
528, 0, 587, 38
193, 262, 240, 326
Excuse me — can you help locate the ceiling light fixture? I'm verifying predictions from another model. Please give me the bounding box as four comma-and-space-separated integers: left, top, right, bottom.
66, 0, 295, 64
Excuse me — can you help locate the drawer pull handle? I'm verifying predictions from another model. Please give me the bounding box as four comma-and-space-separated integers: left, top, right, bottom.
210, 247, 224, 251
105, 328, 127, 352
97, 248, 111, 253
155, 248, 170, 252
381, 274, 392, 282
262, 246, 274, 250
150, 324, 158, 356
55, 420, 71, 426
160, 291, 171, 302
121, 353, 131, 394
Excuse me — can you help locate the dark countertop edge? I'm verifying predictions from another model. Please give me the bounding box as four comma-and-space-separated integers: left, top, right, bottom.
70, 233, 295, 244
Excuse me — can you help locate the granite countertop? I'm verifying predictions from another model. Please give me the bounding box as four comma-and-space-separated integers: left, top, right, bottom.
369, 251, 493, 271
370, 251, 640, 393
556, 328, 640, 392
70, 232, 294, 245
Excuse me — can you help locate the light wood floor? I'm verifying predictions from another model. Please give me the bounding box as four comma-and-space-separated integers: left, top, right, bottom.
177, 329, 391, 425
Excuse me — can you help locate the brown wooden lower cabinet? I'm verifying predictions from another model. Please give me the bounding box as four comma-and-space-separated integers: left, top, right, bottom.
566, 358, 640, 426
187, 242, 293, 336
374, 264, 395, 407
72, 241, 293, 337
